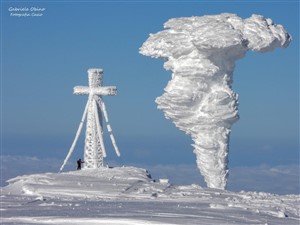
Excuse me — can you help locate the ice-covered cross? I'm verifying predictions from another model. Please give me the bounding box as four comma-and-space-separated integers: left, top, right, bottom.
60, 68, 120, 171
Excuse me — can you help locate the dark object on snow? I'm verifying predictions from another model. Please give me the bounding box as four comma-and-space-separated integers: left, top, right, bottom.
77, 159, 84, 170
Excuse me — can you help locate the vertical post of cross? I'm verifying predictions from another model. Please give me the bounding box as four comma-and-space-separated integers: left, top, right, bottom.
84, 68, 104, 168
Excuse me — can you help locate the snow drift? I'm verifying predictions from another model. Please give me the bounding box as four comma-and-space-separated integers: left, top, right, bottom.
2, 167, 299, 224
140, 13, 291, 189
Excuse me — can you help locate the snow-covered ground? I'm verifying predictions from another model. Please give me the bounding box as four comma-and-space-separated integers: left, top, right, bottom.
1, 166, 299, 224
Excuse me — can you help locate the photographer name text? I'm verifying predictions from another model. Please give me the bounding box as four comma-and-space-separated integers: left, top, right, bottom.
9, 7, 46, 17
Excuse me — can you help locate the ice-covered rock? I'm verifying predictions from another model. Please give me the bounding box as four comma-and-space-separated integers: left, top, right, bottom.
140, 13, 291, 189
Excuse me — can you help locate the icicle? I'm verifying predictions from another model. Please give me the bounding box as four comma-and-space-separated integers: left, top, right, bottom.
110, 133, 121, 157
101, 102, 121, 157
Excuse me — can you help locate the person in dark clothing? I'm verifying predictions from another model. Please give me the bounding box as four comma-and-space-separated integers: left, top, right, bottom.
77, 159, 84, 170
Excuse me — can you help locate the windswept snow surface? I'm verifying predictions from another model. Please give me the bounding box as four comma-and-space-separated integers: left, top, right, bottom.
1, 167, 299, 225
140, 13, 291, 189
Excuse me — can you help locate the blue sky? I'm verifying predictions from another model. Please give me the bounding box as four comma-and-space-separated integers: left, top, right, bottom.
1, 1, 299, 192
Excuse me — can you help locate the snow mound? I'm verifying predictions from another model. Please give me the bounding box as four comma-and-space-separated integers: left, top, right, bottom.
140, 13, 291, 189
1, 167, 299, 224
2, 167, 158, 199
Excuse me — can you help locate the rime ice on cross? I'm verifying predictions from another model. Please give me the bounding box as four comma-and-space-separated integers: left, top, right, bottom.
60, 68, 120, 171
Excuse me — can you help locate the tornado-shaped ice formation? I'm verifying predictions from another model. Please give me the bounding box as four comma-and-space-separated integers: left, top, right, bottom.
140, 13, 291, 189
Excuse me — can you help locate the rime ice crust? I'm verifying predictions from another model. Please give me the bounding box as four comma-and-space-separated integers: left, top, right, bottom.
140, 13, 291, 189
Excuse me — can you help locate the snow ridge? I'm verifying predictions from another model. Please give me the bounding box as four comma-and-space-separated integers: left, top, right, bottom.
140, 13, 291, 189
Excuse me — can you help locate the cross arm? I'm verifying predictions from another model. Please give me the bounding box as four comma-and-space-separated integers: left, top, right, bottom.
74, 86, 117, 96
